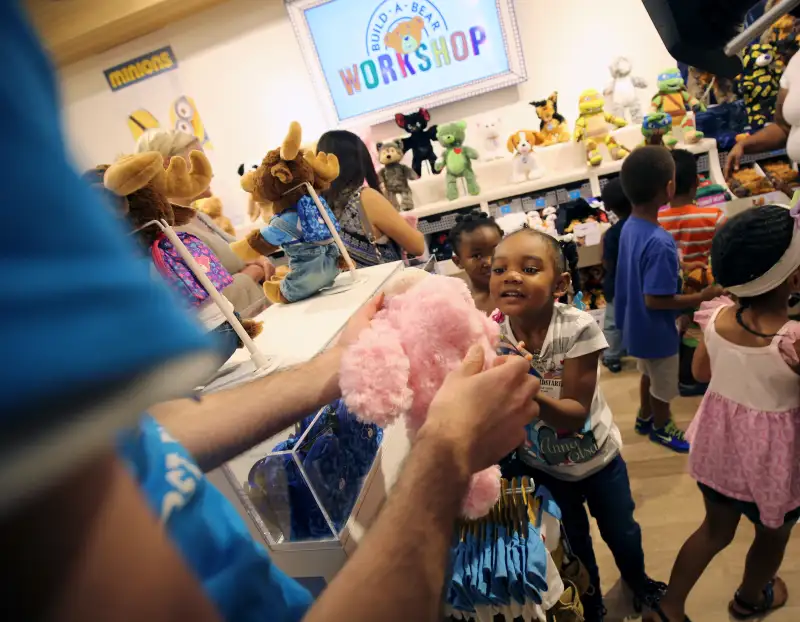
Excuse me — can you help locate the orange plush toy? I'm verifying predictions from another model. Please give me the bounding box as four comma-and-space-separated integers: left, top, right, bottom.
231, 122, 344, 304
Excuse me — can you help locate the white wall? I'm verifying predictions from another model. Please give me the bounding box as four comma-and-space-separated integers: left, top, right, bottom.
60, 0, 675, 226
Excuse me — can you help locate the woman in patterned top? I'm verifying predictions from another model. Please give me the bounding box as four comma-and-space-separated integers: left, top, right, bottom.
317, 130, 424, 267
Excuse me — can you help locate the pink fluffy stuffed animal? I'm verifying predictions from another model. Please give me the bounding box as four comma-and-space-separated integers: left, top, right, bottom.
340, 270, 503, 518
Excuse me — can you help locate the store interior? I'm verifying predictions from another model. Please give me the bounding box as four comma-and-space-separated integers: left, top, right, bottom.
25, 0, 800, 619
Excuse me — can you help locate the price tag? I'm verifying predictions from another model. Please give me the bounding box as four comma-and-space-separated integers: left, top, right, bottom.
568, 190, 581, 200
500, 204, 512, 214
535, 197, 547, 207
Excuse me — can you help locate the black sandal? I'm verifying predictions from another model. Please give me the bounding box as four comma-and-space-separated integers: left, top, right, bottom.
729, 578, 786, 620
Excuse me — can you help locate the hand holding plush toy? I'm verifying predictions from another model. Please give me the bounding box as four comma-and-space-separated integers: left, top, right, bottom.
339, 270, 503, 518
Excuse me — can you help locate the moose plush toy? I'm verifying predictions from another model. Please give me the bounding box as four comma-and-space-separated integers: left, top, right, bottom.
396, 108, 440, 177
232, 122, 343, 305
87, 150, 262, 345
377, 139, 418, 211
339, 270, 503, 518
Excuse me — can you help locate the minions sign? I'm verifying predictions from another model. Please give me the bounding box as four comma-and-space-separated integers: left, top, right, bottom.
288, 0, 526, 125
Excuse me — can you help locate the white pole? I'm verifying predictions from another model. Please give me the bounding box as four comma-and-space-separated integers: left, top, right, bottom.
287, 182, 358, 282
146, 220, 271, 369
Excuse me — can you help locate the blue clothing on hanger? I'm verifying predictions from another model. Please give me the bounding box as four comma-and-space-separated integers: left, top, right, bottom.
451, 540, 475, 612
492, 525, 510, 605
469, 531, 491, 605
536, 486, 563, 521
508, 529, 525, 604
523, 523, 549, 602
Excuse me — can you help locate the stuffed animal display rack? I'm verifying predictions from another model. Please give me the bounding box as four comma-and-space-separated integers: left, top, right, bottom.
435, 121, 480, 201
94, 150, 262, 342
604, 57, 648, 123
396, 108, 440, 177
340, 270, 503, 518
530, 92, 571, 146
231, 121, 344, 305
377, 140, 418, 211
652, 68, 706, 146
574, 89, 629, 167
507, 130, 544, 183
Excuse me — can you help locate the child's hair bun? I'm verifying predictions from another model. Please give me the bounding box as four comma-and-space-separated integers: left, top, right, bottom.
455, 212, 489, 224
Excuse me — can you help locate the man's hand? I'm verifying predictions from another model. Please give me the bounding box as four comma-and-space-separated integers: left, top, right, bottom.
336, 293, 384, 349
419, 346, 540, 475
701, 285, 725, 302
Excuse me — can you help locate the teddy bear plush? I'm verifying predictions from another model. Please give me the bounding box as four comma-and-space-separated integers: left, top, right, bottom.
195, 196, 235, 236
384, 16, 425, 55
435, 121, 480, 201
88, 151, 262, 343
231, 121, 343, 305
396, 108, 440, 177
339, 270, 503, 518
377, 139, 418, 211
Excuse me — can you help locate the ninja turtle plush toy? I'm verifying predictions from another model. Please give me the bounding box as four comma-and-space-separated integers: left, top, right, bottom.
651, 68, 706, 147
736, 43, 783, 130
642, 112, 673, 147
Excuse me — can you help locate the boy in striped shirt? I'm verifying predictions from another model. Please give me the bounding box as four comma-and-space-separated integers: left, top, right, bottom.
658, 149, 723, 266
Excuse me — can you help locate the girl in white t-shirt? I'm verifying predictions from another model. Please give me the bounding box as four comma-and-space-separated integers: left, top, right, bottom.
490, 228, 665, 621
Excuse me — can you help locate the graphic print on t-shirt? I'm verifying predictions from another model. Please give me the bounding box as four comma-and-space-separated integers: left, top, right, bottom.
523, 350, 599, 467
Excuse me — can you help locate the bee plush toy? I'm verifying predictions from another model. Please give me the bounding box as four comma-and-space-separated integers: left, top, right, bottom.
736, 43, 783, 130
396, 108, 440, 177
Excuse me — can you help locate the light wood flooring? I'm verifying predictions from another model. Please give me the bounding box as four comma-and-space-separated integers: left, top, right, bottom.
597, 360, 800, 621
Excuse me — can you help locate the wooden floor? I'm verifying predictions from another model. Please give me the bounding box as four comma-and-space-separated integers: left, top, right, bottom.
597, 360, 800, 621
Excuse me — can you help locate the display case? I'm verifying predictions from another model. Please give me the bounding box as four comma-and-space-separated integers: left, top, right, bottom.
206, 261, 412, 589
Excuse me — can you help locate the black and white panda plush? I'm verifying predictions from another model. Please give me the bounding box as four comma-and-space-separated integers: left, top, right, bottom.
237, 162, 259, 177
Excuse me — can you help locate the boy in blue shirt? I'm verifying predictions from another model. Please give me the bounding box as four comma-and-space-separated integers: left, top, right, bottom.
615, 147, 721, 453
600, 179, 631, 373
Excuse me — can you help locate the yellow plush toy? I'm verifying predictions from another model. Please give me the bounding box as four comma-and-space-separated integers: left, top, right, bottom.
530, 92, 571, 146
195, 196, 236, 236
573, 89, 629, 167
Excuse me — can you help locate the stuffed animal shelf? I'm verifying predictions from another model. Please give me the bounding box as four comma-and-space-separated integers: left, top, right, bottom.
530, 92, 571, 146
91, 151, 262, 344
642, 112, 673, 147
396, 108, 440, 177
736, 43, 782, 131
377, 140, 418, 211
652, 68, 706, 147
574, 89, 630, 167
195, 196, 235, 236
339, 270, 503, 518
435, 121, 480, 201
507, 130, 544, 183
604, 57, 648, 123
231, 121, 346, 305
475, 116, 504, 161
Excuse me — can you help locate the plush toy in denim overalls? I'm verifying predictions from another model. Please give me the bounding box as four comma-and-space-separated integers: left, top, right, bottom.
231, 122, 343, 304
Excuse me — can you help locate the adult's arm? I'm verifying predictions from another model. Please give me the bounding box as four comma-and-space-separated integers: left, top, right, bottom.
725, 89, 790, 176
303, 349, 540, 622
361, 187, 426, 256
150, 295, 383, 472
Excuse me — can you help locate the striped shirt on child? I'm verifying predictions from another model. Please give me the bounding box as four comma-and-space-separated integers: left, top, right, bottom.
658, 203, 724, 264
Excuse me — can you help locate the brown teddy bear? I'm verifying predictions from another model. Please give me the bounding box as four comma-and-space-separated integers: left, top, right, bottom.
377, 139, 418, 211
85, 151, 262, 343
384, 17, 425, 55
231, 122, 344, 305
195, 195, 236, 236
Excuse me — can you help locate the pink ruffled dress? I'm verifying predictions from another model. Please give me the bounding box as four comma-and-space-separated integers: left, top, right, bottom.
688, 298, 800, 528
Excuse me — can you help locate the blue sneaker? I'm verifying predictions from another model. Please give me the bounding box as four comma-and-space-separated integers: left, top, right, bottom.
650, 420, 690, 453
635, 412, 654, 435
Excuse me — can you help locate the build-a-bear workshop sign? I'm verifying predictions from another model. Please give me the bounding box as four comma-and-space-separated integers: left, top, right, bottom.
302, 0, 511, 120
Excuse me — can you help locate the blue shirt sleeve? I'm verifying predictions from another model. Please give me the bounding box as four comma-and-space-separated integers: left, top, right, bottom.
261, 212, 300, 246
642, 235, 680, 296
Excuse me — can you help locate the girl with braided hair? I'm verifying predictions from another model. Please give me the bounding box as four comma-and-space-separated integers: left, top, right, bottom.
653, 204, 800, 622
448, 212, 503, 313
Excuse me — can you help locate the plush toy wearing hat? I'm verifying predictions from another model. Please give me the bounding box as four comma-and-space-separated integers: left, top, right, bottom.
232, 122, 343, 304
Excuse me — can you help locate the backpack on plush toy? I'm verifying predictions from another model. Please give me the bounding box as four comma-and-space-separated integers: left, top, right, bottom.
287, 194, 340, 245
151, 231, 233, 307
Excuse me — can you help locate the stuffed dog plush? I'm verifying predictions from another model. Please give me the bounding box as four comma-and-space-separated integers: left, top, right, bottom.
507, 130, 544, 183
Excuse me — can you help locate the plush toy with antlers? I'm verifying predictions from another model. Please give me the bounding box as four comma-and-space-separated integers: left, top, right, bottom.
89, 150, 262, 345
232, 121, 343, 304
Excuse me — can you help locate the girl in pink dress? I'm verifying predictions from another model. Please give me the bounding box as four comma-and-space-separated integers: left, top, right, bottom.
654, 205, 800, 622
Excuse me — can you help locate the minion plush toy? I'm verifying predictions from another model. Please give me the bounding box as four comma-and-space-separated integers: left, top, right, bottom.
736, 43, 783, 130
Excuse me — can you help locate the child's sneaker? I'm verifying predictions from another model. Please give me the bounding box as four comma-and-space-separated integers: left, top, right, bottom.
635, 412, 654, 435
603, 358, 622, 373
650, 420, 690, 453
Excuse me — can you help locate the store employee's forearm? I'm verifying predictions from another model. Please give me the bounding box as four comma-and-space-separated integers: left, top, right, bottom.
151, 348, 343, 471
742, 123, 788, 153
304, 432, 469, 622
